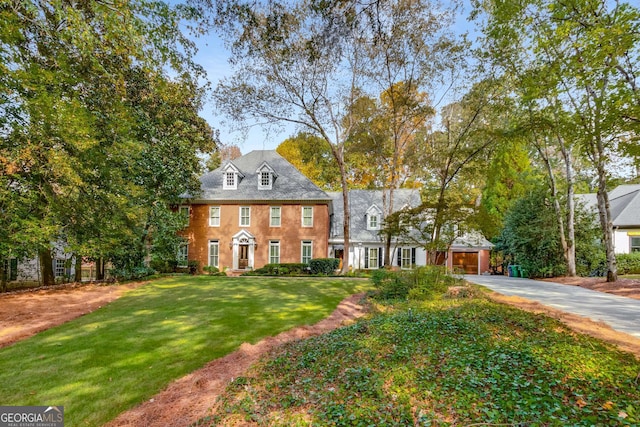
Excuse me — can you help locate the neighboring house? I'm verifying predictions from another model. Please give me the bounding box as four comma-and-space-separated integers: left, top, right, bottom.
576, 184, 640, 254
328, 189, 493, 274
2, 244, 76, 284
179, 150, 332, 271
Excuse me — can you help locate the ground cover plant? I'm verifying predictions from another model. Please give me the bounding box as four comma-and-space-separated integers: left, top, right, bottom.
0, 275, 371, 426
207, 291, 640, 425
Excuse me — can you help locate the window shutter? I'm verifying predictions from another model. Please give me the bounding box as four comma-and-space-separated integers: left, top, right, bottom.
397, 249, 401, 267
364, 248, 369, 269
411, 248, 416, 266
378, 247, 382, 268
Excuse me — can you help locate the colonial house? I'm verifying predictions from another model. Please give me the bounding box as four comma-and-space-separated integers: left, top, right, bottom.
328, 189, 492, 274
576, 184, 640, 254
179, 150, 332, 271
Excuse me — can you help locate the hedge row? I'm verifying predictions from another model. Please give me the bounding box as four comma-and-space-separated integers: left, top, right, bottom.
617, 252, 640, 275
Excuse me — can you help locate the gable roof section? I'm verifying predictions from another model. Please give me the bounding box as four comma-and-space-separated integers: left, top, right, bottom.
328, 189, 422, 242
194, 150, 331, 202
610, 187, 640, 227
576, 184, 640, 228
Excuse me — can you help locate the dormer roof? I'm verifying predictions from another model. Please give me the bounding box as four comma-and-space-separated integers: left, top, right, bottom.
194, 150, 331, 202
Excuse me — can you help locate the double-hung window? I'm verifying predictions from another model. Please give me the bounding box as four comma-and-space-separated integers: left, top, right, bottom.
209, 240, 219, 268
301, 241, 313, 264
209, 206, 220, 227
240, 206, 251, 226
302, 206, 313, 227
631, 237, 640, 253
270, 206, 281, 227
177, 244, 188, 267
54, 259, 65, 278
269, 241, 280, 264
367, 248, 379, 269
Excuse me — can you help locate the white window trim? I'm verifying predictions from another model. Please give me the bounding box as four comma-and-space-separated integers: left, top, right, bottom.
239, 206, 251, 227
259, 171, 272, 190
209, 240, 219, 268
401, 248, 412, 269
270, 206, 281, 227
269, 240, 280, 264
209, 206, 221, 227
223, 171, 237, 189
54, 259, 66, 278
177, 244, 189, 267
631, 236, 640, 253
301, 240, 313, 264
368, 214, 379, 230
368, 247, 379, 269
302, 206, 313, 227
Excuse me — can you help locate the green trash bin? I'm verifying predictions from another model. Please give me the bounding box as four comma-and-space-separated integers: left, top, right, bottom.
512, 265, 520, 277
520, 267, 528, 278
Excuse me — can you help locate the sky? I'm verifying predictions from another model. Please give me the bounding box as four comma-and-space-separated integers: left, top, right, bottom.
177, 1, 478, 155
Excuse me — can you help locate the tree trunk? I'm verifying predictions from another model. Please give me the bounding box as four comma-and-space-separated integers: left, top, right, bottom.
562, 146, 577, 276
596, 177, 617, 282
337, 153, 351, 275
0, 259, 7, 293
39, 248, 55, 286
74, 256, 82, 282
96, 258, 105, 281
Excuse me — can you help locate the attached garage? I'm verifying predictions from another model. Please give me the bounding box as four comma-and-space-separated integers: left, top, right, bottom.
452, 251, 479, 274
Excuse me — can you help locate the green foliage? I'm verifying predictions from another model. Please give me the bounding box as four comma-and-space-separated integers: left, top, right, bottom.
309, 258, 340, 275
371, 266, 462, 300
617, 253, 640, 275
0, 1, 216, 283
497, 188, 602, 278
203, 266, 226, 276
276, 133, 341, 191
209, 298, 640, 426
244, 263, 310, 276
0, 276, 372, 426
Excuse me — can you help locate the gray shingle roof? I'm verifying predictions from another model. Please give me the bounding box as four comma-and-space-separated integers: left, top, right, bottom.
610, 186, 640, 227
193, 150, 332, 202
328, 189, 422, 242
576, 184, 640, 227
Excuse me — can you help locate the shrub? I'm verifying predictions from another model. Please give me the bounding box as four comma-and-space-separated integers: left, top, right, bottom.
309, 258, 339, 275
617, 252, 640, 275
203, 266, 227, 276
188, 260, 200, 275
243, 263, 310, 276
371, 266, 462, 301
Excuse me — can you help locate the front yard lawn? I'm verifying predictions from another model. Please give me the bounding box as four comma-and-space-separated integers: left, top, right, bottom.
0, 275, 371, 426
208, 297, 640, 426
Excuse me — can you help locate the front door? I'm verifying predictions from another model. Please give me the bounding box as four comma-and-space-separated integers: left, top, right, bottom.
239, 244, 249, 269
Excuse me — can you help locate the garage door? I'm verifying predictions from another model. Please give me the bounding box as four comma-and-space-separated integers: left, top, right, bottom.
452, 252, 478, 274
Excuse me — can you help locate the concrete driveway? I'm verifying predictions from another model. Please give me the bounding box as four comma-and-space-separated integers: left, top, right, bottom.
464, 275, 640, 339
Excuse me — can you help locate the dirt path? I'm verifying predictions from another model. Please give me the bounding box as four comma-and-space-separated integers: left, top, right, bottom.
0, 282, 147, 349
105, 292, 367, 427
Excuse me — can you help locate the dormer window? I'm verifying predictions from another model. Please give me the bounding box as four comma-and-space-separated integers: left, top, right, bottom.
256, 161, 277, 190
260, 171, 271, 188
225, 172, 236, 188
366, 205, 383, 231
222, 162, 243, 190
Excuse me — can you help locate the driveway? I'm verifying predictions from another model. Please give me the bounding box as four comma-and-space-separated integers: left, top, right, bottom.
464, 275, 640, 339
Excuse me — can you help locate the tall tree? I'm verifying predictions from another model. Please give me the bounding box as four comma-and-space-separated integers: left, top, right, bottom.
0, 1, 215, 284
475, 0, 640, 281
277, 133, 341, 191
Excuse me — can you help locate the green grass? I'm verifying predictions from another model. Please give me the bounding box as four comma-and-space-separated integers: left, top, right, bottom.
0, 275, 372, 426
207, 297, 640, 426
